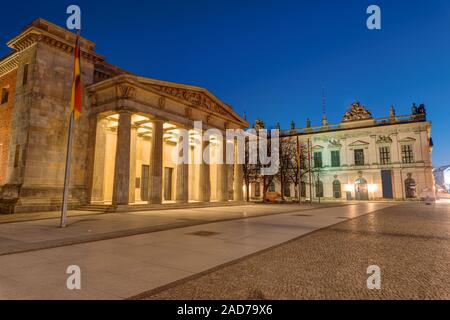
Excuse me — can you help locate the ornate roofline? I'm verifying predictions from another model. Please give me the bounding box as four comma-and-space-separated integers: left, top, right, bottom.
0, 52, 20, 77
6, 18, 104, 63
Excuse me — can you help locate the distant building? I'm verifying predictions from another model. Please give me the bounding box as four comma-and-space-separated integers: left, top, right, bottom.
253, 102, 435, 201
434, 165, 450, 192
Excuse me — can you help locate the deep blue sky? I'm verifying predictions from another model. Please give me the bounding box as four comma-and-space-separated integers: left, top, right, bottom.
1, 0, 449, 166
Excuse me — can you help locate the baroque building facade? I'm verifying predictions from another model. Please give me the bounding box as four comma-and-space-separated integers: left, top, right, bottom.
0, 19, 248, 213
250, 102, 435, 201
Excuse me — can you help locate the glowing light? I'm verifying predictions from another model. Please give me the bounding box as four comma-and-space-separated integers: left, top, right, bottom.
368, 184, 378, 192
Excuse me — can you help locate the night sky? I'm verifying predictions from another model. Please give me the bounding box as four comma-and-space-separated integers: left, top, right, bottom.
1, 0, 449, 166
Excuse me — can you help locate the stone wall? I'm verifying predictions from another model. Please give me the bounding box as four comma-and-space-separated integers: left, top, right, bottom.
0, 69, 16, 186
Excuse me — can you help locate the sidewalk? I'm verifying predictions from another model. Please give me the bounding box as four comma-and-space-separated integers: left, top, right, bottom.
0, 203, 345, 256
0, 202, 393, 299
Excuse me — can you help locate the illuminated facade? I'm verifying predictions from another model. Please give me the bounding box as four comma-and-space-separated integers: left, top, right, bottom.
262, 102, 435, 201
0, 19, 248, 213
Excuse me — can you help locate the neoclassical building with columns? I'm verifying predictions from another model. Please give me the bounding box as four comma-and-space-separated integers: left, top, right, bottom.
255, 102, 435, 202
0, 19, 247, 213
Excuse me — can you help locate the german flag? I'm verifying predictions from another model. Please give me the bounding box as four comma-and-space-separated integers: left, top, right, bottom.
70, 31, 82, 120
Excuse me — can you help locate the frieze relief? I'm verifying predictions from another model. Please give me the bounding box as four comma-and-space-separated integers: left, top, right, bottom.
116, 85, 136, 99
376, 135, 393, 144
149, 85, 230, 118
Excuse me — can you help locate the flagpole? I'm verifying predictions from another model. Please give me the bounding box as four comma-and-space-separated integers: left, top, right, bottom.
60, 28, 80, 228
60, 111, 74, 228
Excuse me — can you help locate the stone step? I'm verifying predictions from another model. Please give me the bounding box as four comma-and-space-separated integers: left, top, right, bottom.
77, 201, 249, 213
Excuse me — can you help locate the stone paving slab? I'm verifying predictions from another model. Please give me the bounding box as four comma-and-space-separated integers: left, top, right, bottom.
0, 203, 391, 299
137, 203, 450, 300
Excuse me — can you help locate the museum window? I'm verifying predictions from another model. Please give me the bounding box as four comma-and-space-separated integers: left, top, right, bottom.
401, 144, 414, 163
379, 146, 391, 164
354, 149, 365, 166
22, 63, 29, 85
313, 151, 322, 168
333, 180, 342, 198
1, 87, 9, 104
331, 150, 340, 167
268, 181, 276, 192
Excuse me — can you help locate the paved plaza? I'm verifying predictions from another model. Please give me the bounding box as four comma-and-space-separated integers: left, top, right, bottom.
0, 202, 393, 299
139, 203, 450, 300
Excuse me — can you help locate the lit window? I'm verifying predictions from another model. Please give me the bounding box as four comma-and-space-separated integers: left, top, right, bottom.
354, 149, 365, 166
379, 146, 391, 164
401, 145, 414, 164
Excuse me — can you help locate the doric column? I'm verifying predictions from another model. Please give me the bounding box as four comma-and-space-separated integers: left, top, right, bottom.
198, 136, 211, 202
217, 134, 228, 201
91, 116, 107, 202
112, 111, 132, 205
148, 119, 164, 204
175, 132, 189, 203
129, 125, 137, 203
233, 138, 244, 201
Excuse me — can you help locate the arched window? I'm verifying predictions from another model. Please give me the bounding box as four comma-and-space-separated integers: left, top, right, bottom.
355, 178, 369, 200
333, 180, 341, 198
315, 181, 324, 198
268, 181, 276, 192
405, 177, 416, 198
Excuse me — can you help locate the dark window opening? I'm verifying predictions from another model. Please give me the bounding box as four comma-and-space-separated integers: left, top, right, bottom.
1, 87, 8, 104
313, 151, 322, 168
13, 145, 20, 168
354, 149, 365, 166
331, 150, 340, 167
22, 64, 29, 86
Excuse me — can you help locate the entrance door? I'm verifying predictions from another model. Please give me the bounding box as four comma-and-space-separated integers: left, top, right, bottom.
381, 170, 394, 199
164, 167, 173, 201
140, 165, 149, 201
355, 178, 369, 200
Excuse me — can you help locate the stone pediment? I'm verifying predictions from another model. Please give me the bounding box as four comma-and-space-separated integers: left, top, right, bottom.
342, 102, 373, 122
398, 137, 416, 143
348, 140, 369, 147
376, 135, 393, 144
141, 80, 246, 125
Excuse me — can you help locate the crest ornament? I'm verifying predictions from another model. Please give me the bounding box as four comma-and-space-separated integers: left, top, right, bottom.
342, 102, 373, 122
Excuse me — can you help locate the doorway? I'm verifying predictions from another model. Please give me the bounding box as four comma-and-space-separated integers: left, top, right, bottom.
355, 178, 369, 200
164, 167, 173, 201
140, 165, 149, 201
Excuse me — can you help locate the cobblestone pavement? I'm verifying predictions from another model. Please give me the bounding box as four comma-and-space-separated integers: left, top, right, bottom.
139, 203, 450, 300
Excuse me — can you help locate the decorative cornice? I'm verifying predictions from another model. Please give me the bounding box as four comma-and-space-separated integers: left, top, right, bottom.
7, 23, 104, 63
0, 52, 20, 77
